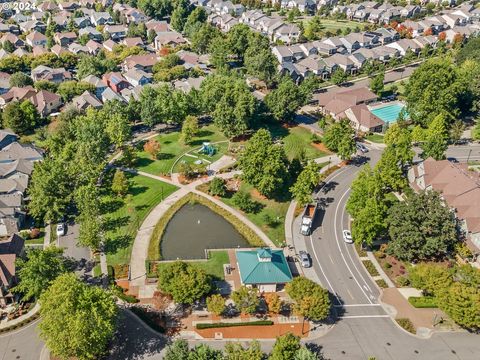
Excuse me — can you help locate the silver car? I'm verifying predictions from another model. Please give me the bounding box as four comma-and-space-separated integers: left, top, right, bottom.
56, 223, 66, 237
343, 229, 353, 244
299, 251, 312, 268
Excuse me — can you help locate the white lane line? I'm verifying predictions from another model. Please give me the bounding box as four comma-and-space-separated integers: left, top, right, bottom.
340, 315, 390, 319
334, 189, 373, 304
328, 253, 334, 264
334, 304, 383, 308
346, 288, 355, 300
339, 189, 378, 299
309, 234, 342, 305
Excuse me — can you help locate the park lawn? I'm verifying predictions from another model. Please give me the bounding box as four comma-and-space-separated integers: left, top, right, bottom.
264, 123, 329, 160
365, 133, 385, 143
302, 18, 365, 33
220, 182, 290, 247
154, 250, 229, 280
172, 142, 230, 173
135, 124, 228, 176
102, 172, 178, 266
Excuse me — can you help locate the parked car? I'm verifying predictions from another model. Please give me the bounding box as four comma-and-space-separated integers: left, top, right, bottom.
299, 250, 312, 268
356, 143, 369, 153
342, 229, 353, 244
56, 223, 66, 237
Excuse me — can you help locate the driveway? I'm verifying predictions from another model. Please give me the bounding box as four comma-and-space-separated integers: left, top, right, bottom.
56, 222, 89, 261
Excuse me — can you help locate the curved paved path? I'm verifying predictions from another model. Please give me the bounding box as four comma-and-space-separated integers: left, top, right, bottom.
129, 158, 275, 288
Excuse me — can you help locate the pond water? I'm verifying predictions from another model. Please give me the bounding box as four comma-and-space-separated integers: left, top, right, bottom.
160, 203, 249, 260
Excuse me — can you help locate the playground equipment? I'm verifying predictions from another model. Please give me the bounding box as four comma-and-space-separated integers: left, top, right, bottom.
198, 142, 216, 157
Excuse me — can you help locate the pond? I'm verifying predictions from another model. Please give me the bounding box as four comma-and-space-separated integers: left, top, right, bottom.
161, 203, 249, 260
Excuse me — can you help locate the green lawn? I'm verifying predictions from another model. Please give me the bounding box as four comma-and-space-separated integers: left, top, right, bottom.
302, 18, 365, 34
264, 123, 329, 160
101, 172, 178, 266
135, 124, 228, 176
154, 250, 229, 280
365, 133, 385, 143
219, 182, 291, 247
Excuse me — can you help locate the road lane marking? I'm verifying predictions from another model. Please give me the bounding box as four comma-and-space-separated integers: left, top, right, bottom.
309, 234, 342, 305
346, 288, 355, 300
340, 315, 390, 319
334, 189, 373, 304
328, 253, 334, 264
334, 304, 382, 307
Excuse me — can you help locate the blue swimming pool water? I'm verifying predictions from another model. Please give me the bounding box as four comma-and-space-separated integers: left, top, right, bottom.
370, 103, 407, 124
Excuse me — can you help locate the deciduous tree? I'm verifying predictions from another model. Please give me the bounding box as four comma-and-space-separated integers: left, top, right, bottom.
144, 139, 161, 159
39, 273, 117, 360
158, 261, 211, 305
290, 161, 322, 206
111, 169, 129, 196
285, 277, 331, 321
206, 294, 225, 316
14, 247, 69, 301
232, 286, 259, 315
421, 113, 449, 160
270, 333, 301, 360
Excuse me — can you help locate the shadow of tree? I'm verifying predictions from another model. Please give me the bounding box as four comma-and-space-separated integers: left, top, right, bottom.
135, 157, 154, 168
130, 185, 148, 196
107, 309, 168, 360
101, 198, 125, 215
104, 235, 133, 254
103, 216, 131, 232
157, 152, 175, 161
196, 130, 214, 138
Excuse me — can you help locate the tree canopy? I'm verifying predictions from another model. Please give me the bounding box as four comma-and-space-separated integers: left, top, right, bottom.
158, 261, 211, 304
39, 273, 118, 360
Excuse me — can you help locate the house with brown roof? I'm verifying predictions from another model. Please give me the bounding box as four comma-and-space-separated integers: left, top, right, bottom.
54, 31, 77, 46
154, 31, 187, 50
31, 65, 72, 84
408, 158, 480, 260
313, 87, 378, 119
25, 31, 47, 47
344, 103, 384, 133
0, 234, 25, 307
29, 90, 62, 117
122, 54, 159, 73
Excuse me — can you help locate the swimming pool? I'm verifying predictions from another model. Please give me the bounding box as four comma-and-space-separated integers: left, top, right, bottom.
369, 103, 407, 124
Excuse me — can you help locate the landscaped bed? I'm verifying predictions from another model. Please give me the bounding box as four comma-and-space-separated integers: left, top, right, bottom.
373, 244, 409, 287
101, 172, 178, 266
408, 296, 438, 308
147, 193, 264, 261
135, 124, 228, 176
196, 320, 273, 329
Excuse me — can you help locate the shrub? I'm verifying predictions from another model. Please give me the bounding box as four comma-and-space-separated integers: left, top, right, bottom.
408, 296, 438, 308
208, 177, 226, 197
396, 276, 410, 287
376, 279, 388, 288
232, 191, 260, 213
384, 262, 392, 269
196, 320, 273, 330
112, 264, 129, 279
362, 260, 379, 276
375, 250, 386, 259
396, 318, 416, 334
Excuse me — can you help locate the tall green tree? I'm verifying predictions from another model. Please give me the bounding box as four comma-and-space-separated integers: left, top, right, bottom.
290, 161, 322, 206
330, 68, 347, 85
270, 333, 301, 360
239, 129, 290, 198
9, 71, 33, 87
2, 100, 40, 134
421, 113, 449, 160
14, 247, 69, 301
39, 273, 118, 360
437, 283, 480, 330
224, 341, 263, 360
323, 119, 355, 160
405, 58, 461, 126
386, 191, 458, 262
158, 261, 211, 305
265, 76, 305, 122
285, 277, 331, 321
369, 72, 384, 95
231, 286, 259, 315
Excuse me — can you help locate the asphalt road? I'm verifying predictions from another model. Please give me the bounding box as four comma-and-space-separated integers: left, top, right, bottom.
0, 319, 43, 360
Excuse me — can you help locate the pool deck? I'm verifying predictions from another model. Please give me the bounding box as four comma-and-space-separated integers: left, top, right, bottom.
367, 100, 406, 111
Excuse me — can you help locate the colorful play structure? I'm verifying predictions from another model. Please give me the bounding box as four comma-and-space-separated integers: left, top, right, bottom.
198, 142, 216, 157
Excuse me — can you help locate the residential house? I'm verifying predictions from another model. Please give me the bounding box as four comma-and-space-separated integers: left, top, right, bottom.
102, 72, 130, 93
0, 234, 25, 307
313, 86, 377, 119
386, 38, 422, 56
154, 31, 187, 50
123, 69, 152, 87
122, 54, 160, 73
90, 12, 113, 26
173, 76, 205, 93
54, 31, 77, 46
104, 25, 127, 40
79, 27, 103, 42
25, 31, 47, 47
344, 104, 384, 133
82, 75, 108, 98
31, 66, 72, 84
408, 159, 480, 260
29, 90, 62, 117
71, 91, 103, 110
0, 72, 10, 95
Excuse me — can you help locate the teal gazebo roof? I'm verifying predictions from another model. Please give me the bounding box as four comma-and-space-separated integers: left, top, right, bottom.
236, 249, 293, 285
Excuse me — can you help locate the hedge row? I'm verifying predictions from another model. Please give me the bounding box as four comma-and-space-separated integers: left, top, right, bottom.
362, 260, 380, 277
408, 296, 438, 308
0, 313, 40, 334
196, 320, 273, 330
147, 192, 264, 261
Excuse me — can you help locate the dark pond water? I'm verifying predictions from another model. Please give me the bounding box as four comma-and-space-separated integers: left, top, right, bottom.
160, 203, 249, 260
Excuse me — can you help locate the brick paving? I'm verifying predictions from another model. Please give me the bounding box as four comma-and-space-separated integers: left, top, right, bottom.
382, 288, 446, 331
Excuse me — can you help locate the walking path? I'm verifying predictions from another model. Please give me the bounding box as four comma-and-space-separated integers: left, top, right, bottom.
129, 156, 273, 290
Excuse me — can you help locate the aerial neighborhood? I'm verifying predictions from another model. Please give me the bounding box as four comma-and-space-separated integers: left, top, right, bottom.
0, 0, 479, 359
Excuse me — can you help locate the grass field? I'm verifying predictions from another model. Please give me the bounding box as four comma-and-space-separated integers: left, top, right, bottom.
101, 172, 178, 266
302, 18, 365, 34
264, 123, 329, 160
135, 124, 228, 176
365, 133, 385, 143
218, 182, 291, 247
154, 250, 229, 280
